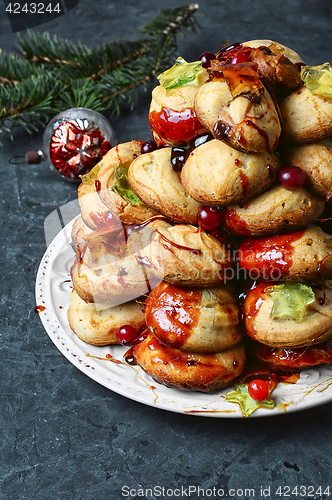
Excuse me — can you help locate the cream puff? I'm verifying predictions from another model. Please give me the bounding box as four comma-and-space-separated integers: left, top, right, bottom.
279, 86, 332, 144
224, 184, 325, 235
181, 138, 280, 205
252, 338, 332, 370
128, 147, 202, 224
148, 67, 208, 146
243, 281, 332, 347
127, 218, 231, 287
96, 141, 158, 225
283, 138, 332, 200
238, 225, 332, 282
145, 281, 242, 353
194, 64, 281, 153
130, 331, 246, 392
68, 289, 145, 346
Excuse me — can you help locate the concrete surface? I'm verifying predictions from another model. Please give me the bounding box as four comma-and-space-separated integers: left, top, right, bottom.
1, 1, 332, 499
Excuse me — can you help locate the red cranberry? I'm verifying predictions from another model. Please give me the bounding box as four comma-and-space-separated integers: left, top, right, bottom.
230, 53, 250, 64
248, 379, 269, 401
198, 206, 223, 231
199, 51, 215, 68
141, 140, 158, 154
279, 166, 306, 190
116, 325, 140, 346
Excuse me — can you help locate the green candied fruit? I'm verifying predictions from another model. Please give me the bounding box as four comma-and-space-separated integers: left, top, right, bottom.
111, 164, 142, 205
80, 161, 103, 184
301, 62, 332, 99
225, 384, 274, 417
266, 282, 316, 322
157, 57, 204, 93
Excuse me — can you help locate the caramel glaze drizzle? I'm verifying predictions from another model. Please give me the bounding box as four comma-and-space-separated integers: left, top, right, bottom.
210, 63, 280, 154
155, 229, 202, 256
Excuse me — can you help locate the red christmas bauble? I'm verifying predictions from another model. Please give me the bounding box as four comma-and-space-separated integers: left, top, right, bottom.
43, 108, 116, 180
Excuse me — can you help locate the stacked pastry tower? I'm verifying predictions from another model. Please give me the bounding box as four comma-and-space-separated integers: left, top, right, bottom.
68, 39, 332, 392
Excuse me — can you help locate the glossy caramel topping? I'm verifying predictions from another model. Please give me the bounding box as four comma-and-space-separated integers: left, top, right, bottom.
149, 107, 205, 143
253, 339, 332, 369
224, 209, 252, 235
209, 62, 262, 98
243, 281, 274, 338
238, 230, 305, 278
145, 282, 201, 348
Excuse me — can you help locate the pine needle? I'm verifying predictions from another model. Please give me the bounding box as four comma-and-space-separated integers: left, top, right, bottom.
0, 3, 199, 143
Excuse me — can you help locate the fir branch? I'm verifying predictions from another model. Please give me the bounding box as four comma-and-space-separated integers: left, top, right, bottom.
17, 30, 92, 65
0, 75, 61, 138
54, 79, 107, 113
0, 50, 45, 84
0, 4, 200, 143
140, 3, 199, 36
17, 30, 150, 80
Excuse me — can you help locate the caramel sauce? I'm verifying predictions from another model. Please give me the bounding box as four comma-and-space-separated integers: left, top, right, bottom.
117, 266, 129, 288
245, 119, 271, 152
134, 256, 155, 272
242, 281, 272, 338
139, 333, 225, 371
35, 305, 45, 313
145, 282, 201, 348
267, 163, 277, 180
133, 215, 170, 232
123, 347, 137, 365
253, 339, 332, 370
224, 208, 252, 235
90, 211, 109, 227
239, 170, 249, 207
95, 179, 101, 192
155, 229, 202, 255
213, 120, 230, 140
210, 63, 262, 97
238, 230, 305, 278
149, 107, 205, 143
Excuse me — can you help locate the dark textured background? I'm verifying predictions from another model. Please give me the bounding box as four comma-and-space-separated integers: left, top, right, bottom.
1, 1, 332, 499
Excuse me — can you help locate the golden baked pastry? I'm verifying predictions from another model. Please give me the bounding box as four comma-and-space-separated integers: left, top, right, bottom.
252, 338, 332, 370
96, 141, 158, 225
127, 218, 231, 287
224, 184, 325, 235
68, 290, 145, 346
243, 281, 332, 347
194, 65, 281, 153
181, 138, 280, 205
239, 225, 332, 282
71, 216, 93, 255
283, 138, 332, 200
71, 250, 161, 307
128, 147, 202, 224
148, 71, 208, 146
145, 282, 243, 353
279, 86, 332, 144
130, 331, 246, 392
78, 181, 110, 230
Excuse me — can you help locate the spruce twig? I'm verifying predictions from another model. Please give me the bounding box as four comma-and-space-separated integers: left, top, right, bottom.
0, 3, 199, 143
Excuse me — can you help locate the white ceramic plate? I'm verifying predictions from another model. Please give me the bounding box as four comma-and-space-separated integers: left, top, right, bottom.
35, 218, 332, 417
